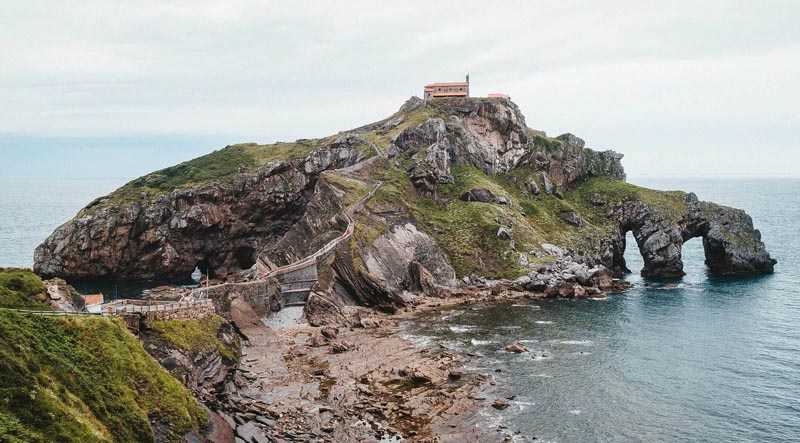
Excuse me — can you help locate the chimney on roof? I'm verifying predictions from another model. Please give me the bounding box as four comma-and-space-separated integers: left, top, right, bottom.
466, 73, 470, 85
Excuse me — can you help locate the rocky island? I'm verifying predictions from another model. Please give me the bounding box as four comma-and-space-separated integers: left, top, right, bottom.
18, 96, 775, 442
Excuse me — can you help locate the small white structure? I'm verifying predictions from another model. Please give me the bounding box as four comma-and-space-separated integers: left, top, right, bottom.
83, 293, 104, 314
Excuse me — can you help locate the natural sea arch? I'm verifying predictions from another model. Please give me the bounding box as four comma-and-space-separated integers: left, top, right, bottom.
609, 195, 775, 278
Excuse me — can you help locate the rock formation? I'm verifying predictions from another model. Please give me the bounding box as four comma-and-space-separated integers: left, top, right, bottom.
35, 96, 775, 296
35, 139, 371, 280
610, 193, 775, 278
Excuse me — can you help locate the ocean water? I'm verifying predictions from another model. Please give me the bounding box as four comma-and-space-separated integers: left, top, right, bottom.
403, 178, 800, 442
2, 177, 798, 441
0, 177, 127, 268
0, 177, 189, 298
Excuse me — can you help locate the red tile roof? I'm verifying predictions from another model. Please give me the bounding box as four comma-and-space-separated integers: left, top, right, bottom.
425, 82, 469, 87
83, 294, 104, 306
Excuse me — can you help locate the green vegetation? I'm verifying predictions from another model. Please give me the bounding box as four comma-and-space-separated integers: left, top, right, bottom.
0, 272, 206, 443
530, 133, 563, 152
360, 156, 688, 279
148, 315, 237, 362
359, 106, 446, 153
323, 173, 373, 207
89, 139, 329, 209
0, 268, 50, 310
365, 160, 529, 278
84, 102, 445, 214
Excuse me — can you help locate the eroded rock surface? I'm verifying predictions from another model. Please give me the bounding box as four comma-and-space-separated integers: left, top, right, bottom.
35, 141, 369, 281
611, 193, 775, 278
35, 95, 774, 287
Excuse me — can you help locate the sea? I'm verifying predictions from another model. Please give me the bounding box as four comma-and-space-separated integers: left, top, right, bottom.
1, 176, 798, 442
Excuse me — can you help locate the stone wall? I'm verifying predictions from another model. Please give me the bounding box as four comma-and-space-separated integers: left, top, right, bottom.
119, 299, 216, 333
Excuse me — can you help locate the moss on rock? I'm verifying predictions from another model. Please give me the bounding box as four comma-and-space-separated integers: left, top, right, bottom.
147, 315, 237, 362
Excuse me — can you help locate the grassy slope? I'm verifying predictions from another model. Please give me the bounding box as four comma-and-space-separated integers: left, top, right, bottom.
86, 139, 333, 210
363, 158, 686, 279
0, 271, 206, 443
147, 315, 237, 362
0, 268, 51, 310
82, 103, 443, 215
323, 173, 374, 207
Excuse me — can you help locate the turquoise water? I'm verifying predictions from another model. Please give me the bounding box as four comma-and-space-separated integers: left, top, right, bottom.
403, 178, 800, 442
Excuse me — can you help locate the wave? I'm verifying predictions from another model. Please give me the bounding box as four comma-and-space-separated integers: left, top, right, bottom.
558, 339, 593, 346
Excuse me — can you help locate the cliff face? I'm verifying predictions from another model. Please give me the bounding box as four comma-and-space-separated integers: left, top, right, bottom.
35, 97, 775, 289
611, 192, 776, 278
35, 138, 372, 280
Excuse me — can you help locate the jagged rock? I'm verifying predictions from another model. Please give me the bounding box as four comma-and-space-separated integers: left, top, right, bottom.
518, 253, 529, 267
559, 211, 584, 227
495, 196, 511, 205
491, 399, 510, 410
331, 341, 351, 353
236, 421, 268, 443
140, 319, 239, 403
588, 193, 607, 206
44, 279, 85, 312
320, 327, 339, 340
34, 139, 366, 280
399, 366, 436, 384
304, 288, 352, 328
504, 342, 528, 353
331, 249, 404, 313
497, 227, 513, 240
391, 118, 454, 195
539, 173, 554, 195
459, 188, 496, 203
408, 261, 451, 298
540, 243, 565, 257
609, 193, 775, 278
363, 222, 457, 292
525, 179, 540, 195
556, 133, 586, 148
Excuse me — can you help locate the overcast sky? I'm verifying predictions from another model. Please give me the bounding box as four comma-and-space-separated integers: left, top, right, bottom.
1, 0, 798, 180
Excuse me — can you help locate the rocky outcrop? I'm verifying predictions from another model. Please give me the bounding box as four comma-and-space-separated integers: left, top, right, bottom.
459, 188, 496, 203
330, 248, 404, 313
363, 222, 457, 292
44, 278, 86, 312
261, 175, 349, 266
387, 98, 625, 198
610, 193, 775, 278
141, 317, 240, 407
34, 95, 774, 291
34, 140, 369, 281
407, 261, 452, 298
389, 118, 454, 196
521, 133, 626, 194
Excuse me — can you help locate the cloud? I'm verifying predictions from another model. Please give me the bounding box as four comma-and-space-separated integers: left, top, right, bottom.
1, 0, 798, 177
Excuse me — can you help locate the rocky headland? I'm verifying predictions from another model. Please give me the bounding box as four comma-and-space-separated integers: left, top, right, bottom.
28, 96, 776, 441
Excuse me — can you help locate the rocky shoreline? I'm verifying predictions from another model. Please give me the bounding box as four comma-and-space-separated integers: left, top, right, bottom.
191, 286, 565, 443
28, 95, 777, 442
